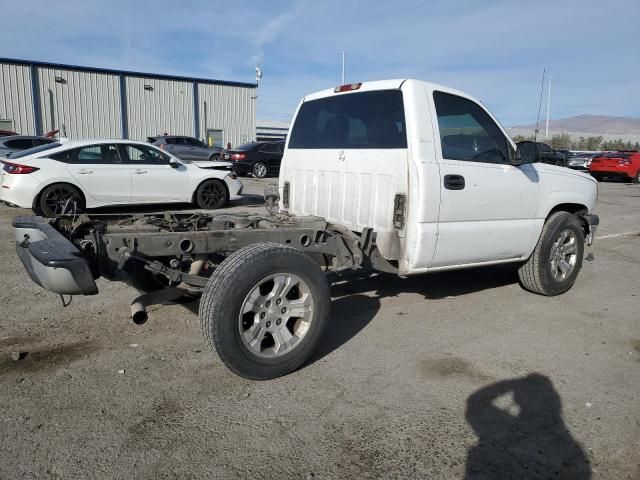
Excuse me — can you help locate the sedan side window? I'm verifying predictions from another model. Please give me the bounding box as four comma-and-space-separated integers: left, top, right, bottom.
260, 144, 275, 153
123, 144, 170, 164
72, 144, 122, 164
433, 91, 510, 164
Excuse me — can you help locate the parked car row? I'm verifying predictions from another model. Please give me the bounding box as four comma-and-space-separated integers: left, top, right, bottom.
145, 134, 286, 178
0, 128, 289, 218
519, 141, 639, 183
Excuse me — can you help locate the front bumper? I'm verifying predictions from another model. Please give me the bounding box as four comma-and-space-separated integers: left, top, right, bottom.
589, 166, 633, 177
225, 175, 244, 201
581, 213, 599, 246
13, 216, 98, 295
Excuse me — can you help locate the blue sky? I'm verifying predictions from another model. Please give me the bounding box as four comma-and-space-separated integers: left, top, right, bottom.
2, 0, 638, 125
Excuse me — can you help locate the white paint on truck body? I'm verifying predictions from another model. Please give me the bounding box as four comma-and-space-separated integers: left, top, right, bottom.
280, 79, 597, 275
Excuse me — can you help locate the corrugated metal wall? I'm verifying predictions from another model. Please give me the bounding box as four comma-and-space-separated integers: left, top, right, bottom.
0, 60, 256, 142
38, 67, 121, 138
198, 83, 256, 147
0, 63, 34, 134
126, 77, 194, 141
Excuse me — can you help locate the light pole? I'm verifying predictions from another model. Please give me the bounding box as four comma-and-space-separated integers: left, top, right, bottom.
340, 51, 345, 85
545, 74, 552, 140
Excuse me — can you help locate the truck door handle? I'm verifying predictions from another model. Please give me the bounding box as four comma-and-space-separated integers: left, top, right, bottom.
444, 174, 465, 190
77, 169, 93, 174
133, 169, 148, 174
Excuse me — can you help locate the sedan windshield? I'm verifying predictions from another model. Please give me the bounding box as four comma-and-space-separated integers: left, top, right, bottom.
8, 142, 62, 159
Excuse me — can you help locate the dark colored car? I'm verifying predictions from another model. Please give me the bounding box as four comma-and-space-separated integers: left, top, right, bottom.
589, 151, 640, 183
0, 129, 18, 138
536, 142, 568, 166
148, 135, 222, 162
221, 141, 285, 178
0, 135, 56, 158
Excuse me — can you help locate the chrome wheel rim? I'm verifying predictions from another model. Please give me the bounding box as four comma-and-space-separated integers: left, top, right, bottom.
550, 229, 578, 281
197, 181, 225, 208
253, 163, 267, 178
239, 273, 313, 358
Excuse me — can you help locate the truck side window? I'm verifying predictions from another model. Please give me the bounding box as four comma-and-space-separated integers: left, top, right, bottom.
433, 91, 510, 164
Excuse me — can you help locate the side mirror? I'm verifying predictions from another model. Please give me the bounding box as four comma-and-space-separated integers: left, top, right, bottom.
513, 141, 540, 166
169, 158, 181, 168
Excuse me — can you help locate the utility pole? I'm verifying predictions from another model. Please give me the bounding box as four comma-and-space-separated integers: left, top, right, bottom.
340, 52, 345, 85
545, 73, 552, 140
534, 68, 546, 141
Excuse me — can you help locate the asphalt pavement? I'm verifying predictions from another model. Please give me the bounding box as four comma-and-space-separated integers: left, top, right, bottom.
0, 177, 638, 479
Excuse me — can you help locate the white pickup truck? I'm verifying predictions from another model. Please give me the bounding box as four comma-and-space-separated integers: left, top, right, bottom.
13, 79, 598, 379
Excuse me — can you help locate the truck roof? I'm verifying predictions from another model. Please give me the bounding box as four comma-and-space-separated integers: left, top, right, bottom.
302, 79, 481, 105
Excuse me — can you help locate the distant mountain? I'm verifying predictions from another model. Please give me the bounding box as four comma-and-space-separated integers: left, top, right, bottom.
508, 114, 640, 143
511, 114, 640, 135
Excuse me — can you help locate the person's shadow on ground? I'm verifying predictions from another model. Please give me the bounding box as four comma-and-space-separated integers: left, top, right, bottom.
465, 373, 591, 479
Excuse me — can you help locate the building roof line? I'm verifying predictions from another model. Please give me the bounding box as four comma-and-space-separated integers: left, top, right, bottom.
0, 57, 257, 89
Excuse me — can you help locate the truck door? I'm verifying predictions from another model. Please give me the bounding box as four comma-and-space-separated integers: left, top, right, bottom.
429, 90, 539, 267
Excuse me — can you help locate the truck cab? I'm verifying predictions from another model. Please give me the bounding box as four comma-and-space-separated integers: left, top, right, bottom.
279, 79, 598, 275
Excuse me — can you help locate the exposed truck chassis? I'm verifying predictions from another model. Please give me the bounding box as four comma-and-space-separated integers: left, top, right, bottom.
14, 205, 397, 318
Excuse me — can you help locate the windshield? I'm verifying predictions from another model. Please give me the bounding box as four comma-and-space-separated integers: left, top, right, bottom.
288, 90, 407, 149
8, 142, 62, 159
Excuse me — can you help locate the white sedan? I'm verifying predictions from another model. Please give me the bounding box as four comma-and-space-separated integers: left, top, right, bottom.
0, 139, 243, 216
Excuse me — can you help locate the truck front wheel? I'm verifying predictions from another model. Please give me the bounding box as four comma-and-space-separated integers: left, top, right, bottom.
518, 212, 585, 296
199, 243, 330, 380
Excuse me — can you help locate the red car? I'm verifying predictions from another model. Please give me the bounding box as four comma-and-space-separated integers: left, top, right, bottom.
589, 151, 640, 183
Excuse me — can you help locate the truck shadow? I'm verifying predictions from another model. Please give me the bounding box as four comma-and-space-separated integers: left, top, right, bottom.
308, 265, 519, 365
328, 264, 519, 300
183, 265, 518, 367
464, 373, 591, 479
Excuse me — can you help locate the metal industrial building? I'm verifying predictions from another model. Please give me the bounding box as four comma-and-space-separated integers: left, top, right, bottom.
256, 119, 290, 142
0, 58, 257, 147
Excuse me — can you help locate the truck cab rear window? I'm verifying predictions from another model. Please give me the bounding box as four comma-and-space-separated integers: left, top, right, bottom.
288, 90, 407, 149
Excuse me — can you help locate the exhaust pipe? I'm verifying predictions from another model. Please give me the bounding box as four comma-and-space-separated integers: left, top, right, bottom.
131, 301, 148, 325
129, 287, 188, 325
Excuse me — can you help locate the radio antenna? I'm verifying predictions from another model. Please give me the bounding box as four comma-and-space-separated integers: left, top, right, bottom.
534, 68, 546, 141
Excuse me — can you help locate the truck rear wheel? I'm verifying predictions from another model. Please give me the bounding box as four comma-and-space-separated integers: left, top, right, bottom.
199, 243, 330, 380
518, 212, 584, 296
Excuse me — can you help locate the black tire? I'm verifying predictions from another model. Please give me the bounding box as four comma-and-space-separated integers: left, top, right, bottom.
591, 173, 603, 182
252, 162, 268, 178
199, 243, 330, 380
36, 183, 85, 217
208, 153, 220, 162
631, 170, 640, 184
194, 179, 228, 209
518, 212, 585, 296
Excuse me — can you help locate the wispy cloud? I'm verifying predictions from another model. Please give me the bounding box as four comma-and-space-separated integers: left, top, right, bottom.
0, 0, 638, 124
